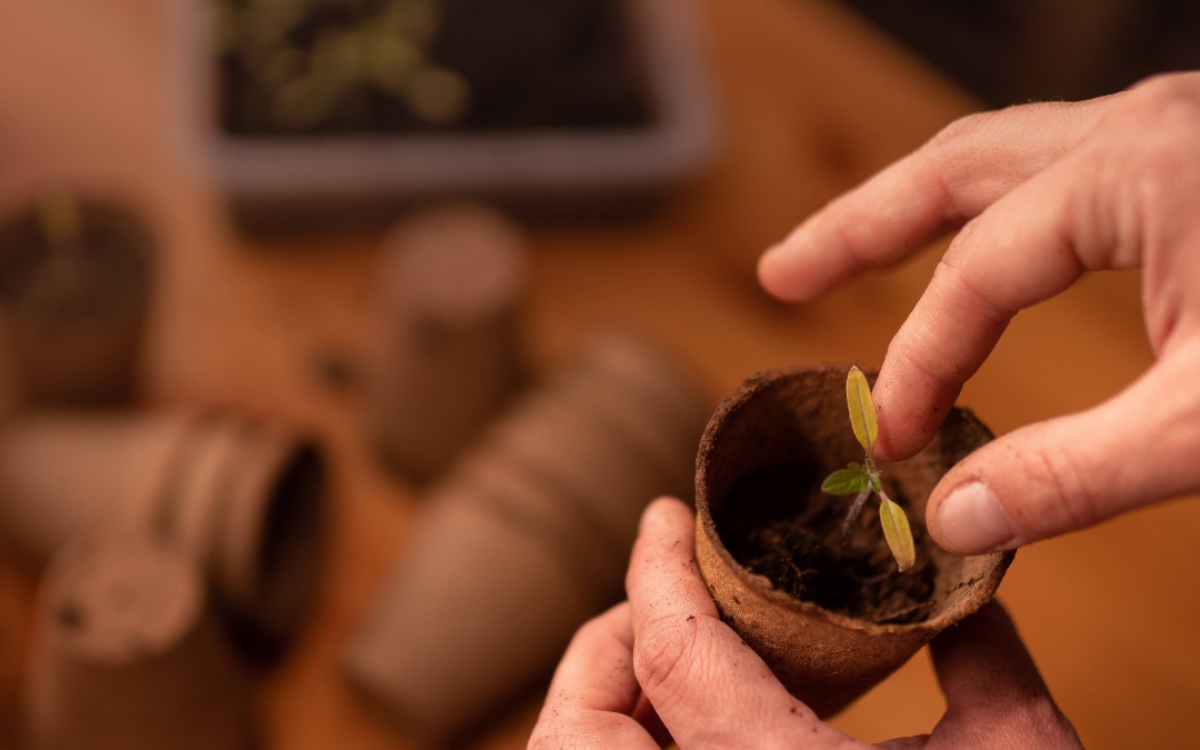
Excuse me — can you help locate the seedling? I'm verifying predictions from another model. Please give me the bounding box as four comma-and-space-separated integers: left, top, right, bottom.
821, 366, 915, 572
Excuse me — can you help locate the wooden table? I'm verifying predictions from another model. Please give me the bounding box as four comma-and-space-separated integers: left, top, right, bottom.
1, 1, 1196, 748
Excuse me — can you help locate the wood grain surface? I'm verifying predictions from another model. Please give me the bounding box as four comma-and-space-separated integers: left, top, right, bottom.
0, 0, 1195, 748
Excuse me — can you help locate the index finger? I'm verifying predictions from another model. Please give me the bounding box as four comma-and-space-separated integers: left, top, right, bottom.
530, 603, 660, 750
758, 98, 1110, 303
625, 498, 854, 749
930, 602, 1081, 747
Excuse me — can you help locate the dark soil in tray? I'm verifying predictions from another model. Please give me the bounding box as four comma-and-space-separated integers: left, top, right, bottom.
216, 0, 655, 135
715, 461, 939, 625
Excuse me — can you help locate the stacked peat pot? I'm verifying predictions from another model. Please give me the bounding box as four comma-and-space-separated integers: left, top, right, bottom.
0, 195, 328, 748
347, 330, 710, 745
0, 412, 325, 749
0, 412, 325, 646
22, 539, 256, 750
0, 197, 153, 407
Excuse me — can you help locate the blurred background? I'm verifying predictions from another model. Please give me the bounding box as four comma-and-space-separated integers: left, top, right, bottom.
0, 0, 1198, 748
844, 0, 1200, 105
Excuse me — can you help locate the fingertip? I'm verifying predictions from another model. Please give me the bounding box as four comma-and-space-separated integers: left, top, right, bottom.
638, 496, 692, 536
757, 242, 807, 302
871, 427, 920, 463
872, 413, 942, 464
630, 497, 699, 594
870, 357, 969, 463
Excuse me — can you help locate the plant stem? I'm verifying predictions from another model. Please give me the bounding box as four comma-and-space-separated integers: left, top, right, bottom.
839, 486, 872, 541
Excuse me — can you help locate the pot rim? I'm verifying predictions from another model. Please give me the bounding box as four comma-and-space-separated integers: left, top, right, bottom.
695, 364, 1014, 636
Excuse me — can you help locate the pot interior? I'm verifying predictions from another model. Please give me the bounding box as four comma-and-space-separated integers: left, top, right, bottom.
697, 365, 1010, 627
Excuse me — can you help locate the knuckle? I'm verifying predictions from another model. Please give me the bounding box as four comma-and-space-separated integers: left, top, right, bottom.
1007, 694, 1080, 747
1020, 440, 1101, 537
933, 253, 1013, 324
528, 711, 616, 750
927, 111, 992, 151
1080, 74, 1200, 268
919, 105, 1056, 221
633, 614, 698, 698
526, 728, 554, 750
527, 719, 569, 750
1128, 72, 1200, 110
921, 114, 994, 212
1115, 74, 1200, 149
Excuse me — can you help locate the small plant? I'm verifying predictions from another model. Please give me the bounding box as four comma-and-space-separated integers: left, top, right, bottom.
821, 366, 915, 572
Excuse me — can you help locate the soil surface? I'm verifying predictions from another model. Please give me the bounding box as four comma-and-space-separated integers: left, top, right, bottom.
716, 462, 938, 625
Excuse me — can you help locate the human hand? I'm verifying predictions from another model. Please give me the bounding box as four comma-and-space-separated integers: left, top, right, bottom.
758, 72, 1200, 555
529, 497, 1080, 750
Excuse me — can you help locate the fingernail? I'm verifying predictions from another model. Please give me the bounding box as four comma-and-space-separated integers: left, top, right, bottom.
934, 481, 1016, 553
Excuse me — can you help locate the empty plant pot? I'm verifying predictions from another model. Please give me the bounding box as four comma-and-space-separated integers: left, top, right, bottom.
367, 202, 526, 482
694, 365, 1013, 717
0, 411, 326, 647
162, 416, 326, 646
345, 329, 710, 745
21, 537, 255, 750
0, 412, 195, 563
0, 196, 154, 406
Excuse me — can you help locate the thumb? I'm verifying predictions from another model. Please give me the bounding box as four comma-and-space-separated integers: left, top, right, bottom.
927, 345, 1200, 553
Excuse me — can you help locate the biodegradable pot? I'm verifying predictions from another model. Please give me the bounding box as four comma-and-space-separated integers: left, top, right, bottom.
368, 203, 526, 482
345, 330, 710, 746
0, 411, 325, 647
21, 537, 255, 750
0, 199, 153, 406
694, 366, 1014, 717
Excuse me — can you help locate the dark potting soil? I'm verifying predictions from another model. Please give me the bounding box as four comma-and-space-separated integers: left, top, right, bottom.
217, 0, 654, 135
715, 462, 938, 625
0, 211, 150, 327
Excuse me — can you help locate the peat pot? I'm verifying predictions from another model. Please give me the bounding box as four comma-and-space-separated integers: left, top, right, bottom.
346, 330, 710, 745
0, 197, 153, 406
21, 538, 254, 750
694, 365, 1014, 717
368, 202, 526, 482
0, 411, 326, 648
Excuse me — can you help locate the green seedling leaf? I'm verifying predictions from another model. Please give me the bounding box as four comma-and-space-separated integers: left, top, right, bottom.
868, 472, 882, 493
846, 366, 878, 456
879, 495, 915, 572
822, 464, 869, 495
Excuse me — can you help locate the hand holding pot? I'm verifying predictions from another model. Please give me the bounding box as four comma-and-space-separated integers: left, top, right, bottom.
529, 498, 1080, 750
758, 71, 1200, 555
